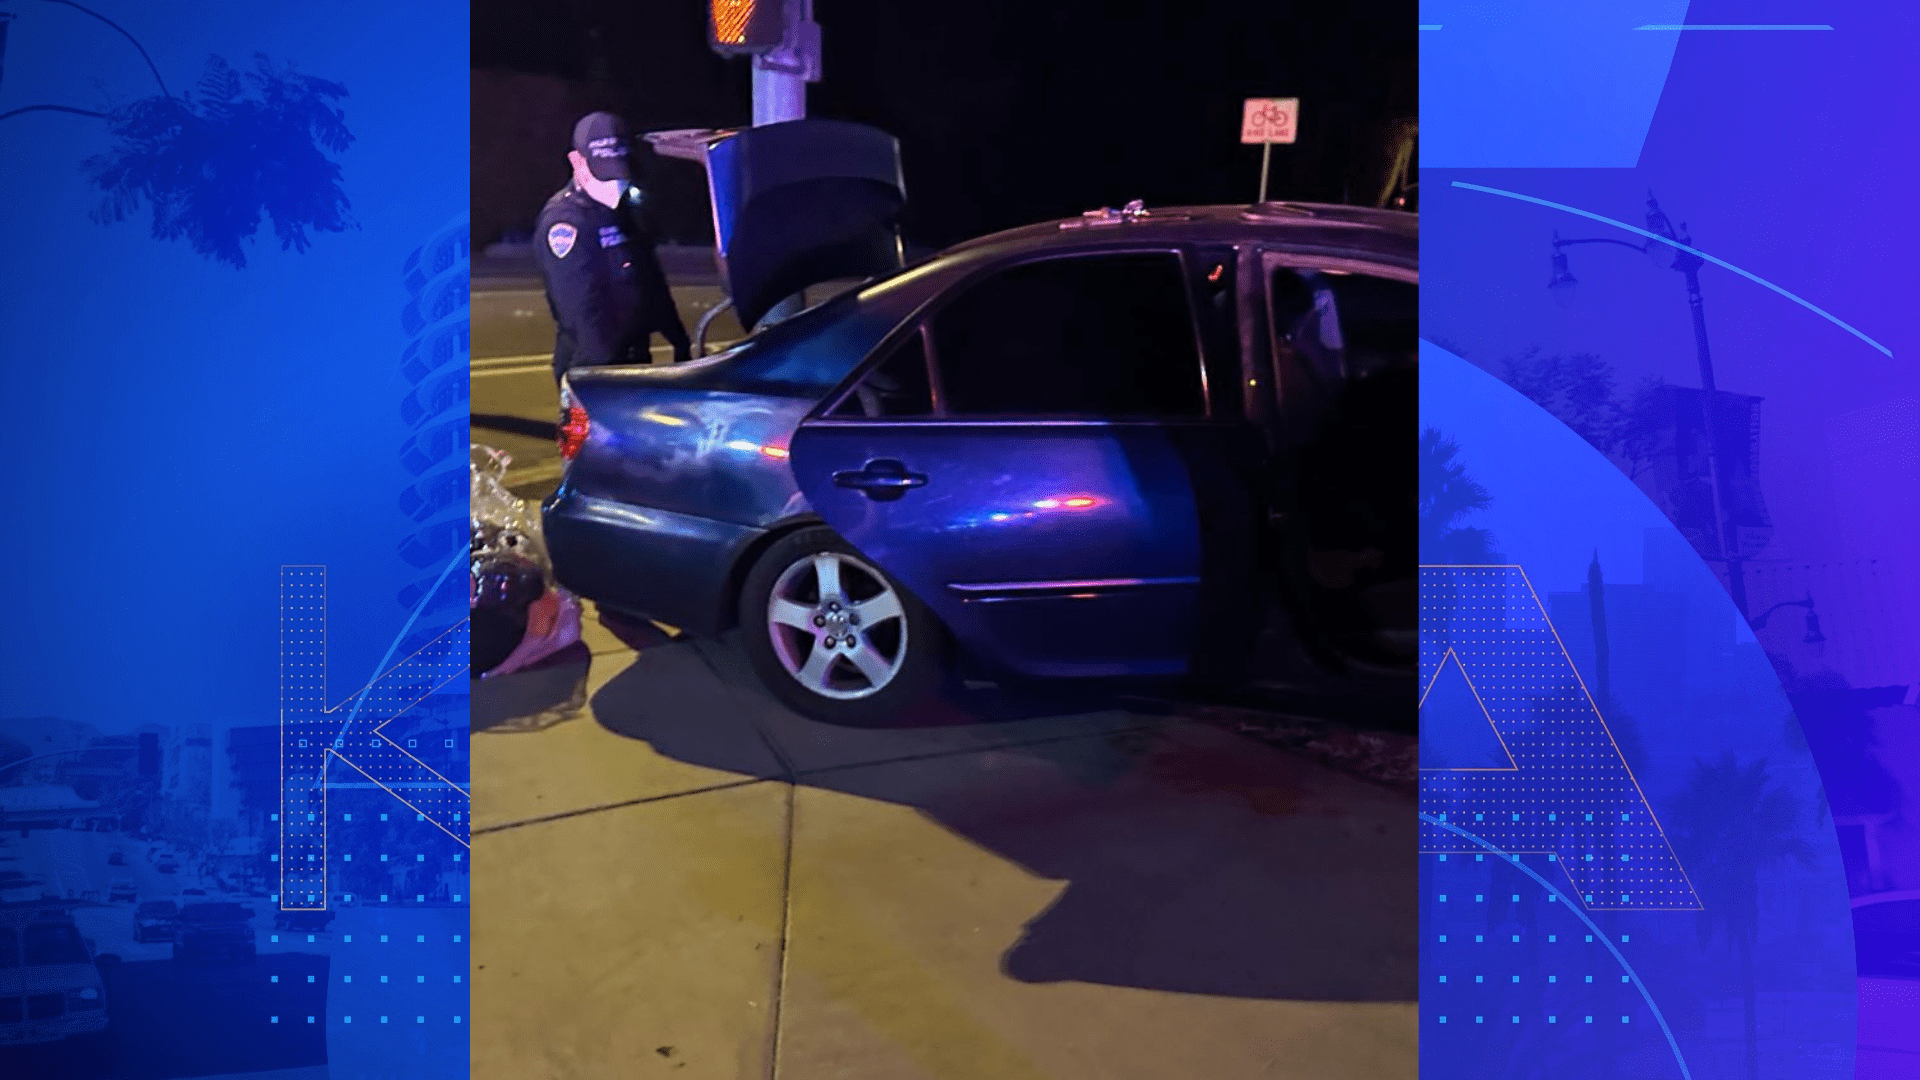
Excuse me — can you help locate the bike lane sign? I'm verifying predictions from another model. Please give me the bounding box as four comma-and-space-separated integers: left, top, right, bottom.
1241, 98, 1299, 144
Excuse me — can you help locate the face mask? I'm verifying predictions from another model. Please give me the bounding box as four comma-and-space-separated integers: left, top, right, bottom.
579, 173, 623, 208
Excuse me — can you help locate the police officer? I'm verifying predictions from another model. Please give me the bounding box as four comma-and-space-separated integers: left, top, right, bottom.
535, 111, 692, 384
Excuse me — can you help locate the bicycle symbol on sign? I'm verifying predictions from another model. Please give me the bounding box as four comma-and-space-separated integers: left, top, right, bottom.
1255, 102, 1292, 134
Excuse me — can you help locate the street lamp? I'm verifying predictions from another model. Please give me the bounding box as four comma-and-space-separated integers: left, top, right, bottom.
1547, 193, 1751, 619
1752, 597, 1824, 645
1547, 241, 1578, 307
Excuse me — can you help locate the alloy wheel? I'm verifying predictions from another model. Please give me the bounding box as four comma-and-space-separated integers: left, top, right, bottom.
765, 551, 909, 700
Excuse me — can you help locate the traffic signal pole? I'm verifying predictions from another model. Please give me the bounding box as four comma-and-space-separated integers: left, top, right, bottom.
707, 0, 824, 325
750, 0, 819, 324
722, 0, 819, 126
752, 64, 804, 126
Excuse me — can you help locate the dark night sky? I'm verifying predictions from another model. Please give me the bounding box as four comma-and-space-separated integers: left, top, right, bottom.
473, 0, 1413, 247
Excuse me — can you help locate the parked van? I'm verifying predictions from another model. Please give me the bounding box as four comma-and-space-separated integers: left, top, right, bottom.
0, 903, 110, 1049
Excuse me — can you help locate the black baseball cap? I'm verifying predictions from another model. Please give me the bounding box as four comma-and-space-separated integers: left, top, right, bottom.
572, 111, 632, 181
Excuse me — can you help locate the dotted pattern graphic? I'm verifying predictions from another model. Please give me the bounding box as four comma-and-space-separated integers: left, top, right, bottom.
281, 566, 471, 910
314, 909, 467, 1071
1419, 566, 1701, 911
1421, 849, 1689, 1075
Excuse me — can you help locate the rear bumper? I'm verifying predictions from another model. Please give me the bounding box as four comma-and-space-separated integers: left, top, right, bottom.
544, 490, 764, 636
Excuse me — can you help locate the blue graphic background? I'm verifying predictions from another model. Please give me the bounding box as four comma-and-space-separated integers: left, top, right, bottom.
0, 2, 469, 1077
1424, 2, 1920, 1076
1421, 345, 1856, 1077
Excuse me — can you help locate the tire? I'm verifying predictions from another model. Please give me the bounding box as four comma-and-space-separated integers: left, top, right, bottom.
737, 526, 949, 724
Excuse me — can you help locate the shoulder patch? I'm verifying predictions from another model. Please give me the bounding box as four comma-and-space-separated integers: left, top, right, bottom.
546, 222, 578, 258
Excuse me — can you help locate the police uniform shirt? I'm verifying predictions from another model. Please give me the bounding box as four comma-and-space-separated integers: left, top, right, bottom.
534, 181, 683, 372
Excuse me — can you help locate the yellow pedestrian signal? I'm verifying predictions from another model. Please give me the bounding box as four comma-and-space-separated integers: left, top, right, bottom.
710, 0, 785, 53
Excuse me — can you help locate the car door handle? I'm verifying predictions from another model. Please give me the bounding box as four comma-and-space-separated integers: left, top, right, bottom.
832, 459, 928, 501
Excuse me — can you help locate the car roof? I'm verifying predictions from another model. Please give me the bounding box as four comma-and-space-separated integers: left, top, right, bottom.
937, 202, 1417, 267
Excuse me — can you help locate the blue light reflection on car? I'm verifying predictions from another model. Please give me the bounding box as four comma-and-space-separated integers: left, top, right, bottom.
971, 495, 1106, 529
544, 201, 1416, 684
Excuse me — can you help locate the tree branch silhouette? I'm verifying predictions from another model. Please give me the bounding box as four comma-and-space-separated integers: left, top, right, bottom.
21, 0, 171, 96
0, 103, 108, 122
82, 54, 356, 268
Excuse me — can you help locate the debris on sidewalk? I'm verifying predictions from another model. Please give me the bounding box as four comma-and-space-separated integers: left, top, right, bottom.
1165, 703, 1418, 797
472, 443, 584, 678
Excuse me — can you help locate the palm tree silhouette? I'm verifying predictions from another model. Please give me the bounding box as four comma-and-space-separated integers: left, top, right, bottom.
1419, 427, 1501, 564
2, 2, 353, 268
1668, 754, 1816, 1080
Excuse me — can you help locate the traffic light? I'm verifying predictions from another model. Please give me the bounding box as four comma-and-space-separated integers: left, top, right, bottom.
138, 733, 159, 777
709, 0, 786, 54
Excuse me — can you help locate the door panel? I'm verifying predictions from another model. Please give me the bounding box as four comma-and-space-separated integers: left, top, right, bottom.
788, 421, 1232, 678
1262, 253, 1419, 667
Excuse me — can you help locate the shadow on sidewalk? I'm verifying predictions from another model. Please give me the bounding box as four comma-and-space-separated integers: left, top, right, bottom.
476, 628, 1417, 1005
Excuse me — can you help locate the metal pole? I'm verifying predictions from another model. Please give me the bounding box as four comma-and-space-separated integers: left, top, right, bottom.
751, 63, 806, 126
751, 0, 812, 127
1258, 142, 1272, 203
748, 0, 816, 328
1588, 551, 1611, 710
1682, 265, 1748, 619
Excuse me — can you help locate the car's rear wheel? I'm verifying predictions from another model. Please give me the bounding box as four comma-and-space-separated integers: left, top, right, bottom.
738, 526, 948, 724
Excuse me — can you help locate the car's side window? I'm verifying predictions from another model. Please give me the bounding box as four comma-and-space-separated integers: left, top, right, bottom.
1269, 264, 1418, 653
1269, 267, 1416, 387
829, 327, 934, 418
928, 251, 1206, 419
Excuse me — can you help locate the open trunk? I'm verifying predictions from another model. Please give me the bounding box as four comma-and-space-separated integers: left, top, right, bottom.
645, 119, 908, 331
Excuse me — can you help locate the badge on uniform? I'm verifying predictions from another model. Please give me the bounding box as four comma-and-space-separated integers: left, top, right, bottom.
547, 222, 578, 258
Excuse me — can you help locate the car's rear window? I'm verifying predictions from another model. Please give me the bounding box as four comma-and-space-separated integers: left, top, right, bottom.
138, 901, 177, 916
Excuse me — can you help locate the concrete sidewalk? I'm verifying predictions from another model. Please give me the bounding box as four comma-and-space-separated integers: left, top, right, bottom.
471, 606, 1418, 1080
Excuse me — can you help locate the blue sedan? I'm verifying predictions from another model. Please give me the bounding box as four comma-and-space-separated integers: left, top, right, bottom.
545, 186, 1414, 722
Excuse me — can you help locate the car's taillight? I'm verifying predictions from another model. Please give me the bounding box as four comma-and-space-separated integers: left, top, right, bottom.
558, 403, 591, 461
